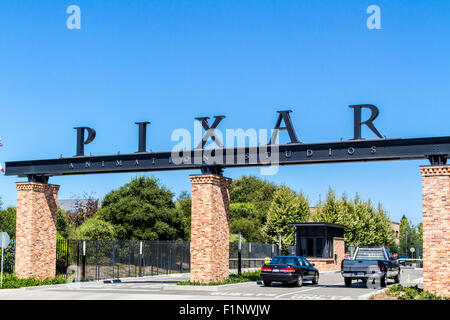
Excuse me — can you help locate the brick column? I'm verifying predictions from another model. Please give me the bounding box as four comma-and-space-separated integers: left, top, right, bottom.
190, 174, 231, 283
15, 182, 60, 279
420, 165, 450, 297
333, 237, 345, 269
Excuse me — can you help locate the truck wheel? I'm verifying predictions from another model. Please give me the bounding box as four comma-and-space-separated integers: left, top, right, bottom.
380, 275, 387, 287
296, 275, 304, 287
312, 272, 319, 285
344, 278, 352, 287
263, 281, 272, 287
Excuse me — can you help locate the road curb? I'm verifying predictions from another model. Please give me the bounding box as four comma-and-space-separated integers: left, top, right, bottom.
357, 287, 388, 300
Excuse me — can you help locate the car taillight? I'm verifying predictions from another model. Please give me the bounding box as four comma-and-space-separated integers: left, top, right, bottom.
261, 266, 272, 272
280, 267, 295, 273
378, 262, 383, 270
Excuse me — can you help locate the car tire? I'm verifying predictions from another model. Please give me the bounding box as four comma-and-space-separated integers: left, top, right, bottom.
263, 281, 272, 287
296, 275, 303, 287
312, 272, 319, 285
344, 278, 352, 287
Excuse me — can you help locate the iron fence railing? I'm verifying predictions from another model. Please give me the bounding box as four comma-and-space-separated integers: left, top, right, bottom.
5, 239, 279, 281
62, 240, 279, 281
56, 239, 193, 281
229, 242, 279, 270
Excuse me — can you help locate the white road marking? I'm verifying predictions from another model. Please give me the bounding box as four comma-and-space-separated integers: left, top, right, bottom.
274, 282, 343, 299
290, 294, 351, 300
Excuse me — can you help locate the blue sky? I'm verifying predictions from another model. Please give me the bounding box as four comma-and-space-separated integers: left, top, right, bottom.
0, 1, 449, 224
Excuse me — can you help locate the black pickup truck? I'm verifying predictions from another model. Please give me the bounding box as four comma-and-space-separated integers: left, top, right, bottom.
341, 247, 400, 287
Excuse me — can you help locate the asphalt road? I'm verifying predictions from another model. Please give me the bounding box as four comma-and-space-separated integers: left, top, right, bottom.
0, 268, 423, 300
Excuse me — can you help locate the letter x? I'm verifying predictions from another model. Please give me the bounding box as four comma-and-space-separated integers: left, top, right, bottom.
195, 115, 225, 149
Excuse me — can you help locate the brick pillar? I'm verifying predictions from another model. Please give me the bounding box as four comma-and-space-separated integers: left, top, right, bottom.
420, 165, 450, 297
15, 182, 60, 279
333, 237, 345, 268
190, 174, 231, 283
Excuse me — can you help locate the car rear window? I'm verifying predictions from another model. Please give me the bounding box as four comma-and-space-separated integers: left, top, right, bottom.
355, 248, 386, 260
269, 257, 298, 265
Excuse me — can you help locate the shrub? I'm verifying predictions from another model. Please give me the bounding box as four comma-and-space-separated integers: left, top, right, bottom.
385, 284, 449, 300
74, 216, 116, 240
1, 274, 67, 289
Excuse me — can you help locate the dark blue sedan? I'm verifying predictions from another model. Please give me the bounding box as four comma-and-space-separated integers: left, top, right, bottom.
260, 256, 319, 287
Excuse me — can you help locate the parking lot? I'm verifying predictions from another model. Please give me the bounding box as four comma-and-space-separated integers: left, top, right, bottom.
0, 268, 422, 300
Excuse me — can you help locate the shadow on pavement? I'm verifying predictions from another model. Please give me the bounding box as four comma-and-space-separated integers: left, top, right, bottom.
103, 279, 182, 284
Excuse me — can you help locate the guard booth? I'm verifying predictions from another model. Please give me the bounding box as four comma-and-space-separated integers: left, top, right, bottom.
288, 222, 345, 272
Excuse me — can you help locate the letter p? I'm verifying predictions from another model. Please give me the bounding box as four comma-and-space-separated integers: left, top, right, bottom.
74, 127, 96, 156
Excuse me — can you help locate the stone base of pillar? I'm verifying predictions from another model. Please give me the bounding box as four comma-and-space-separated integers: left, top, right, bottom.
420, 165, 450, 297
190, 174, 231, 283
15, 182, 60, 279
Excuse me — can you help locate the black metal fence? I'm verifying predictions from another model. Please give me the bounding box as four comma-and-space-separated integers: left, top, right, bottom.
4, 239, 279, 281
57, 239, 277, 281
56, 240, 191, 281
229, 242, 279, 270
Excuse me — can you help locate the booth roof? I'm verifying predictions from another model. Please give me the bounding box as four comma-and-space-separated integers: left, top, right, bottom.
287, 222, 346, 229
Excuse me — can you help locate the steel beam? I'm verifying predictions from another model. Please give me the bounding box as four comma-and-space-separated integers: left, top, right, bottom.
4, 136, 450, 178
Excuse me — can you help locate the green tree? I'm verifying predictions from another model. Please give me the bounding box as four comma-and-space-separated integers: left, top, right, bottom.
371, 203, 395, 245
56, 207, 69, 239
311, 188, 347, 224
229, 203, 264, 242
399, 215, 421, 256
95, 176, 187, 240
263, 186, 310, 252
74, 216, 117, 240
0, 206, 16, 238
230, 233, 247, 243
416, 222, 423, 244
311, 189, 394, 246
230, 176, 278, 225
176, 191, 191, 240
66, 193, 99, 228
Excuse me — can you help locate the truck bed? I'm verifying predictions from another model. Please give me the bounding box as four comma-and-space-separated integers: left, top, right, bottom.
342, 259, 380, 272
